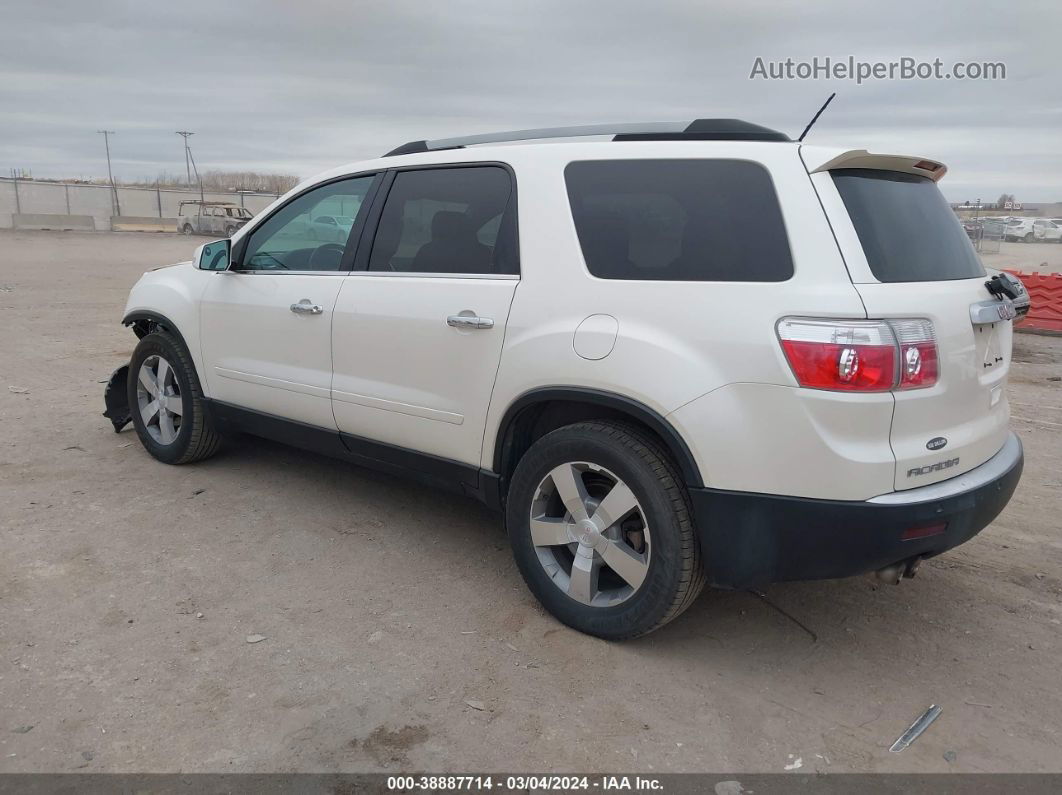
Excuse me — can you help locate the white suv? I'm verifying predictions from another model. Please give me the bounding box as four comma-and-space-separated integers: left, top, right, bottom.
1003, 217, 1037, 242
1033, 218, 1062, 242
103, 119, 1026, 639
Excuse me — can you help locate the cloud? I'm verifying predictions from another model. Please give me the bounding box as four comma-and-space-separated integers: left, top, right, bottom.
1, 0, 1058, 199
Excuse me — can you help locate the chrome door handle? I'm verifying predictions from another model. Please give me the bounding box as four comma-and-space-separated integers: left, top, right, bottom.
447, 314, 494, 330
290, 299, 323, 315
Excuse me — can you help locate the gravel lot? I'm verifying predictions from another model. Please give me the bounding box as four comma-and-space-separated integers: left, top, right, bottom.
2, 230, 1061, 774
982, 239, 1062, 274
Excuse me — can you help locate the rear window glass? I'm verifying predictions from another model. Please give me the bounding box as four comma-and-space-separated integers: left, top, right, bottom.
564, 160, 793, 281
832, 169, 985, 282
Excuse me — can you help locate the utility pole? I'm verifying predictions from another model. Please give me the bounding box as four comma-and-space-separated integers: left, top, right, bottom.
188, 144, 203, 201
97, 130, 120, 216
176, 131, 194, 185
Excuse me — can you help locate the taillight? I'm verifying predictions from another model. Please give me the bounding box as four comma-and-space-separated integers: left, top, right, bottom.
777, 317, 938, 392
778, 319, 896, 391
891, 319, 938, 389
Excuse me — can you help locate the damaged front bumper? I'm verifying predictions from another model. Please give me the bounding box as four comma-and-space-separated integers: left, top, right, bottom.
102, 364, 131, 432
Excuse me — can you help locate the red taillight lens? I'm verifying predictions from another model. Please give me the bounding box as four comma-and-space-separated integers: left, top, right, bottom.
780, 339, 896, 391
777, 317, 938, 392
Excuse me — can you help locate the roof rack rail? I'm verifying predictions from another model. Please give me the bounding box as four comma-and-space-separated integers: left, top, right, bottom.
383, 118, 790, 156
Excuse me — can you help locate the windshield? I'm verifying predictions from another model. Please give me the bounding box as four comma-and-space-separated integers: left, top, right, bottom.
832, 169, 985, 283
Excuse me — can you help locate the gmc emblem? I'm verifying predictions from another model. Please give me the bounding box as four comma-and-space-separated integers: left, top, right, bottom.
907, 457, 960, 478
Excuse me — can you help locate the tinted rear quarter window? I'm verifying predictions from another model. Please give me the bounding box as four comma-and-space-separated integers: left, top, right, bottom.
832, 168, 985, 282
564, 159, 793, 282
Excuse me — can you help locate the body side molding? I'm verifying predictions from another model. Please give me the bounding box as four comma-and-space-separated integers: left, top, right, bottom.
203, 399, 502, 509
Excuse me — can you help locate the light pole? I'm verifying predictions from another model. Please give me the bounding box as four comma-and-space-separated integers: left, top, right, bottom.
176, 131, 194, 185
97, 130, 121, 216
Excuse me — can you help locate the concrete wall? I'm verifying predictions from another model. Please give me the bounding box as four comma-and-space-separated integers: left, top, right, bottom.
13, 213, 96, 231
0, 178, 280, 231
111, 216, 178, 233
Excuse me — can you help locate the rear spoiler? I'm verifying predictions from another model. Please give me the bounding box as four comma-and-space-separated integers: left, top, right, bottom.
801, 147, 947, 182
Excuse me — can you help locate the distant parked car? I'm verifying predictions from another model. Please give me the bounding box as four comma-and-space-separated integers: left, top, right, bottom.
1003, 217, 1036, 242
1033, 219, 1062, 243
178, 201, 254, 237
306, 214, 354, 243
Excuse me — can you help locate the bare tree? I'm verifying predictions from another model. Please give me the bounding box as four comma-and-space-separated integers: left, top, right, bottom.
128, 171, 300, 193
198, 170, 299, 194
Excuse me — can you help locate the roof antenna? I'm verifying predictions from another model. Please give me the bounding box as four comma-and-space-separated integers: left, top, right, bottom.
797, 92, 836, 142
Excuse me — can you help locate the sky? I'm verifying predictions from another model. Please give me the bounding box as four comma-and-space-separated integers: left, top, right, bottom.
1, 0, 1060, 202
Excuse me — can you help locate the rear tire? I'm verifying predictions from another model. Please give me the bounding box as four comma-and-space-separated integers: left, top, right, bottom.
181, 224, 193, 235
505, 421, 705, 639
127, 330, 221, 465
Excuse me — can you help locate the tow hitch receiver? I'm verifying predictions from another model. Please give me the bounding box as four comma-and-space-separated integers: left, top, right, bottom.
102, 364, 131, 433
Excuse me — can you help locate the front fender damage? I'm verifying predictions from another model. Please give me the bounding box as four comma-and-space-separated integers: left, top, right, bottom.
102, 364, 131, 432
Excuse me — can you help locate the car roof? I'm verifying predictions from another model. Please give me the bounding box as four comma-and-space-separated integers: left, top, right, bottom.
279, 124, 946, 203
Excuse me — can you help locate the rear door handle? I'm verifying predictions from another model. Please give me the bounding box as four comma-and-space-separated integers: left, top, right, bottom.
290, 299, 323, 315
447, 314, 494, 330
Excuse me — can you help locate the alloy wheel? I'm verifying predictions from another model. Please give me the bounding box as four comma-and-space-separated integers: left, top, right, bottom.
135, 354, 183, 445
529, 462, 651, 607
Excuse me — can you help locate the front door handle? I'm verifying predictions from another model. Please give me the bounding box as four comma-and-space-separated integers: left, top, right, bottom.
447, 314, 494, 330
290, 299, 323, 315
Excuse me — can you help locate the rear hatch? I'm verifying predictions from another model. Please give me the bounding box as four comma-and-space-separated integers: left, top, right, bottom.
810, 156, 1013, 491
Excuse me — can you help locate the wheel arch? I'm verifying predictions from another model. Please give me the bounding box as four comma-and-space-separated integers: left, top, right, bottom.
492, 387, 704, 489
120, 308, 213, 395
122, 310, 191, 351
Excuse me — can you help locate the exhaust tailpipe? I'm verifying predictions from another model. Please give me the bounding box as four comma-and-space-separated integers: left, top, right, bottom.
876, 557, 922, 585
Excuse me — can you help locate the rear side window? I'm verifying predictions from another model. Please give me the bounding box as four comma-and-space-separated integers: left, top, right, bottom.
832, 169, 985, 282
368, 166, 517, 275
564, 159, 793, 281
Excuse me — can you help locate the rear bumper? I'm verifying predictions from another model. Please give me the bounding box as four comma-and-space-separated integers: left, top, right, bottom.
688, 432, 1023, 589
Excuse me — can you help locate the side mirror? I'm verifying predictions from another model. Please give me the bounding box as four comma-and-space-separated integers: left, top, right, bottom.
195, 239, 231, 271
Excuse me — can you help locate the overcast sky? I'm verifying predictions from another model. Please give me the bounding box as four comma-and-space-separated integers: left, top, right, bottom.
2, 0, 1059, 201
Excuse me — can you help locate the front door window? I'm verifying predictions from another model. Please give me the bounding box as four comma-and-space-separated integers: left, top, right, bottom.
239, 176, 375, 272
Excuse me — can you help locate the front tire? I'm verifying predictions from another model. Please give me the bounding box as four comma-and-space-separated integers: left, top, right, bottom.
127, 330, 221, 465
505, 421, 705, 639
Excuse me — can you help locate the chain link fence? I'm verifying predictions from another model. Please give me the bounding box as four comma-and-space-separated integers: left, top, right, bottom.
963, 216, 1004, 255
0, 177, 283, 231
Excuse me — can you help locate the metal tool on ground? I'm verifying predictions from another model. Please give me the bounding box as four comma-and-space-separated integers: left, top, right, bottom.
889, 704, 943, 752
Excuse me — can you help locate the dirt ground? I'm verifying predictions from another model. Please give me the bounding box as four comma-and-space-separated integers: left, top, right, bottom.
1, 230, 1060, 774
981, 239, 1062, 275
